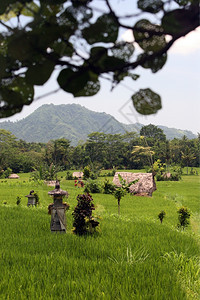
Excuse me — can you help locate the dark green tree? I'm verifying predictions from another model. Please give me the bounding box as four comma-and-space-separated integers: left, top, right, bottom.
140, 124, 166, 142
0, 0, 198, 118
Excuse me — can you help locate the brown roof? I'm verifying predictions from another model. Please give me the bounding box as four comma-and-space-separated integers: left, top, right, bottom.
113, 172, 156, 196
8, 174, 19, 179
44, 180, 57, 186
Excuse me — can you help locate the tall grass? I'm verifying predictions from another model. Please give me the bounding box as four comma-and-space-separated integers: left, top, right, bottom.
0, 174, 199, 299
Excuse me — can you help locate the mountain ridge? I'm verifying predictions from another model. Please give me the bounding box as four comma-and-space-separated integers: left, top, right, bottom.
0, 104, 197, 145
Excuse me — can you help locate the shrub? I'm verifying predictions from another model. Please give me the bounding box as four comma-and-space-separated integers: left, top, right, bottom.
72, 194, 99, 235
66, 171, 73, 180
33, 192, 39, 206
0, 167, 12, 179
103, 178, 116, 194
156, 166, 182, 181
158, 210, 166, 223
177, 206, 190, 229
83, 166, 91, 180
84, 179, 102, 193
16, 196, 22, 206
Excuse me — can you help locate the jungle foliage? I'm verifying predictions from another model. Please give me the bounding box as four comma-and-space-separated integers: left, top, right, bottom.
0, 126, 199, 176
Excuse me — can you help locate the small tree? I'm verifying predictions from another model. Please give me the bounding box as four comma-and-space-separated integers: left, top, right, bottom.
177, 207, 190, 229
103, 178, 116, 194
158, 211, 166, 224
114, 174, 138, 215
113, 187, 127, 215
72, 194, 99, 235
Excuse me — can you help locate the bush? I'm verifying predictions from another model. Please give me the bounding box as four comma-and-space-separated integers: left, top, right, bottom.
177, 206, 190, 229
16, 196, 22, 206
72, 193, 99, 235
158, 210, 166, 223
156, 166, 182, 181
84, 179, 102, 193
66, 171, 73, 180
83, 166, 91, 180
0, 167, 12, 179
33, 192, 39, 206
103, 178, 116, 194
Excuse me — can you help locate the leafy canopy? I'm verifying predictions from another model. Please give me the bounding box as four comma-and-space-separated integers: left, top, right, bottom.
0, 0, 198, 118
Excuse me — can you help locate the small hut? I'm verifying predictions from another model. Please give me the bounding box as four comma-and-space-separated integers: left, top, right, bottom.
8, 174, 19, 179
73, 171, 83, 179
113, 172, 156, 196
45, 180, 57, 187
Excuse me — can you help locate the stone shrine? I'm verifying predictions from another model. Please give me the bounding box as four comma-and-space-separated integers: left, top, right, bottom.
26, 190, 36, 207
48, 181, 69, 232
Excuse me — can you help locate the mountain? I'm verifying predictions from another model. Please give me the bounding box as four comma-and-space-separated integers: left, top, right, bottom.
0, 104, 197, 145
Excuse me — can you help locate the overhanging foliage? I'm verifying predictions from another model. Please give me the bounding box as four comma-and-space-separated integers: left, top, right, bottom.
0, 0, 199, 117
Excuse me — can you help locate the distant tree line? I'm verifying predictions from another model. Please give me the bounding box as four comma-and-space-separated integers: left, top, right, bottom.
0, 125, 199, 176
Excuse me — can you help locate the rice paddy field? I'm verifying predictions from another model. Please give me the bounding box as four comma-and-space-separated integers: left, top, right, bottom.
0, 171, 199, 299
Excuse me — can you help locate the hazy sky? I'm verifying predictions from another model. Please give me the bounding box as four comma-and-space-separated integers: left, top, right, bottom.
1, 3, 199, 135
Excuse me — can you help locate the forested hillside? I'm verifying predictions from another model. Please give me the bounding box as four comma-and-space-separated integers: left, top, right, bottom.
0, 104, 197, 145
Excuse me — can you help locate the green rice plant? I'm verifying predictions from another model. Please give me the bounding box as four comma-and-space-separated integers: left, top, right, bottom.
0, 172, 199, 299
163, 250, 200, 299
109, 247, 149, 265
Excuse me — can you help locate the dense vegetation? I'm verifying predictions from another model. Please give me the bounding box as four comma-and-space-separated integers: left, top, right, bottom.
0, 124, 199, 176
0, 173, 199, 299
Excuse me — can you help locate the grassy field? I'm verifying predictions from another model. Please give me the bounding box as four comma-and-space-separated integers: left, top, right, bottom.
0, 172, 199, 299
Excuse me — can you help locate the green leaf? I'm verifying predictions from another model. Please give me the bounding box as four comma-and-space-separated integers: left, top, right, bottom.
51, 41, 74, 57
162, 9, 195, 37
133, 19, 166, 52
0, 55, 7, 79
132, 88, 162, 115
26, 60, 55, 86
21, 2, 39, 16
0, 2, 38, 21
138, 52, 167, 73
137, 0, 164, 13
75, 77, 100, 97
82, 13, 118, 44
0, 77, 34, 118
114, 71, 139, 84
8, 33, 36, 61
111, 42, 135, 62
90, 47, 125, 71
57, 69, 100, 97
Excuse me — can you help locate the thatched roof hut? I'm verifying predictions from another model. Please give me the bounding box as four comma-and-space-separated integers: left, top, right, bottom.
44, 180, 57, 187
73, 171, 83, 179
113, 172, 156, 196
8, 174, 19, 179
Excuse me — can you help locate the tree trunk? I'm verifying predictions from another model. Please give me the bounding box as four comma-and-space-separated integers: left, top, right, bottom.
118, 199, 120, 215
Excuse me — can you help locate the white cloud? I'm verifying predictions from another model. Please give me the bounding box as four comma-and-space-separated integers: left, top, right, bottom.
121, 26, 200, 55
168, 27, 200, 55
